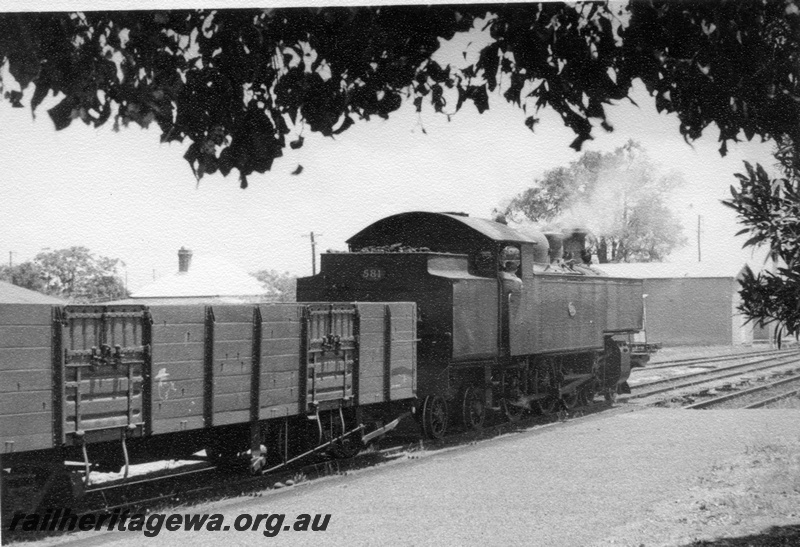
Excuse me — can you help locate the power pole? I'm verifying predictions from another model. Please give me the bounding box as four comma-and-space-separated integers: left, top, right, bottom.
8, 251, 13, 268
302, 232, 322, 275
697, 215, 702, 262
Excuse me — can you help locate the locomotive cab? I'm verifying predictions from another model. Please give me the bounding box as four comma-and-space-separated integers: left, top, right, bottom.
297, 212, 538, 364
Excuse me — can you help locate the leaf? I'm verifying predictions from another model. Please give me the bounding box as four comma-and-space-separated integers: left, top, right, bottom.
47, 96, 77, 131
477, 42, 500, 91
470, 85, 489, 114
291, 164, 303, 175
332, 115, 354, 135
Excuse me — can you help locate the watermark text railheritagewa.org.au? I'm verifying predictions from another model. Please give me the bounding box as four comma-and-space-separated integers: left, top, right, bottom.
7, 509, 331, 537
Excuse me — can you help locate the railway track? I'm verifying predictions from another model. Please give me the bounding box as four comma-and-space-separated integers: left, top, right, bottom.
625, 351, 800, 400
684, 372, 800, 410
637, 347, 799, 371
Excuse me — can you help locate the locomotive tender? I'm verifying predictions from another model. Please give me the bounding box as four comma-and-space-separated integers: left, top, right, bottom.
297, 211, 644, 438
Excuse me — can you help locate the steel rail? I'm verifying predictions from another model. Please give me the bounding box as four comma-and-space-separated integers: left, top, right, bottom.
85, 465, 217, 493
744, 388, 800, 409
683, 373, 800, 409
625, 357, 800, 400
640, 348, 799, 371
630, 354, 800, 392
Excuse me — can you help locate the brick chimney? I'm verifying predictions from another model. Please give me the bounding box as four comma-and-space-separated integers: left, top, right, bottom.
178, 247, 192, 273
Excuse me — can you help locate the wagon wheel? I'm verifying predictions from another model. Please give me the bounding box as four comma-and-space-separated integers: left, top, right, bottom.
422, 395, 448, 440
3, 466, 78, 515
205, 440, 241, 468
36, 470, 79, 513
460, 386, 486, 430
580, 378, 599, 405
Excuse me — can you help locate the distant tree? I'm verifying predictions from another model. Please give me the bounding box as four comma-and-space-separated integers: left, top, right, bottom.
499, 141, 687, 263
251, 269, 296, 302
724, 140, 800, 340
33, 247, 127, 302
0, 261, 46, 293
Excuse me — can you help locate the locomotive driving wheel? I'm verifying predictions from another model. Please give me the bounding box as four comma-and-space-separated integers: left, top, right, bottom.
421, 395, 448, 440
532, 394, 559, 415
561, 389, 579, 410
499, 369, 525, 423
530, 362, 558, 415
501, 398, 525, 422
460, 386, 486, 430
581, 378, 599, 405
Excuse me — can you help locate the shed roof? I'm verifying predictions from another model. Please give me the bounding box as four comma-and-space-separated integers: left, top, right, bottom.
0, 281, 64, 304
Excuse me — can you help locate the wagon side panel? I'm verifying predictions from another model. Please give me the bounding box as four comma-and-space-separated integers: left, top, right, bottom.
209, 305, 255, 426
0, 304, 56, 454
258, 304, 304, 420
149, 305, 206, 435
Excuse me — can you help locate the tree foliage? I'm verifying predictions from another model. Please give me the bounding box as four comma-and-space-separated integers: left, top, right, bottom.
251, 269, 296, 302
500, 140, 687, 263
0, 2, 797, 187
0, 262, 46, 293
0, 247, 127, 302
723, 142, 800, 339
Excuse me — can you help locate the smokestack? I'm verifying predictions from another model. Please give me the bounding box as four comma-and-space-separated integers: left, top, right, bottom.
543, 232, 564, 262
563, 229, 590, 263
178, 247, 192, 273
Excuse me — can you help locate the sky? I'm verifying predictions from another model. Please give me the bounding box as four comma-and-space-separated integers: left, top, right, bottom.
0, 4, 779, 293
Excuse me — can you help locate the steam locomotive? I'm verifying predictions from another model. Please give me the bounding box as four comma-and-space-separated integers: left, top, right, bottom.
0, 211, 643, 518
297, 211, 644, 438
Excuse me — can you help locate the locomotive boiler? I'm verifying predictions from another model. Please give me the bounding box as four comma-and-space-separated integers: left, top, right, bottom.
297, 211, 644, 438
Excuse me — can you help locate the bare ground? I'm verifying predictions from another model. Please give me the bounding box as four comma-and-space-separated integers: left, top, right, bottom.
18, 406, 800, 547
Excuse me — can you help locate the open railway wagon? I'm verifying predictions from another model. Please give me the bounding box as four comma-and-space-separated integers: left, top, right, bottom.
0, 301, 416, 516
298, 211, 646, 439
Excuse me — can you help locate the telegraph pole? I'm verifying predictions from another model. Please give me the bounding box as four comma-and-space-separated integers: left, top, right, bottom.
302, 232, 322, 275
697, 215, 702, 262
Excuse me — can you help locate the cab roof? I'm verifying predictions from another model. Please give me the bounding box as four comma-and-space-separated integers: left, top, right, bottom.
347, 211, 538, 253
